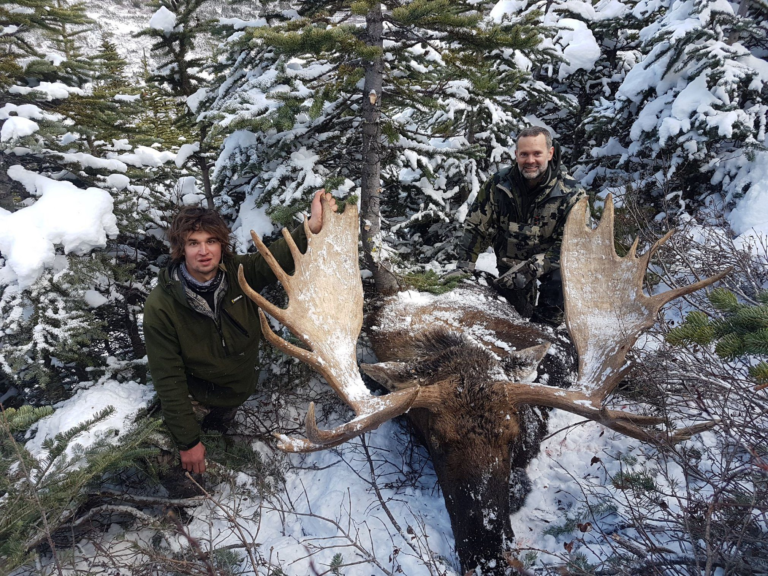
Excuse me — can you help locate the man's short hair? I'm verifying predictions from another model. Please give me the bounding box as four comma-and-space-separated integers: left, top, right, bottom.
168, 206, 234, 263
517, 126, 553, 149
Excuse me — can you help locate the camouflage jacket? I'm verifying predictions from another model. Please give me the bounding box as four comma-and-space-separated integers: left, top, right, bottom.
458, 144, 586, 280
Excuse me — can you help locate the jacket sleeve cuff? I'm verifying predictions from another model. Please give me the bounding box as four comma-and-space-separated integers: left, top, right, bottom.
290, 223, 308, 254
176, 436, 201, 452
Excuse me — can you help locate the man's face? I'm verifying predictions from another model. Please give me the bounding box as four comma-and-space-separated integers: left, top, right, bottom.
515, 134, 554, 181
183, 229, 222, 282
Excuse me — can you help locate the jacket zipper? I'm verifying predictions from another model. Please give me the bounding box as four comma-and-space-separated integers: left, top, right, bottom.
165, 273, 245, 350
214, 322, 227, 351
222, 308, 250, 337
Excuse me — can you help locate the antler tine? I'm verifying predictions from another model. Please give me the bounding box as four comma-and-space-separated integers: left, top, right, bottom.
281, 224, 304, 267
237, 264, 284, 322
651, 267, 732, 309
645, 229, 675, 260
501, 381, 667, 442
273, 388, 420, 453
626, 236, 640, 258
305, 388, 419, 444
257, 308, 318, 367
238, 265, 312, 348
249, 230, 294, 292
630, 229, 675, 286
275, 432, 350, 453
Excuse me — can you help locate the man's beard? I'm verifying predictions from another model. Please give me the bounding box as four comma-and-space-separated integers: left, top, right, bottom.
522, 162, 548, 181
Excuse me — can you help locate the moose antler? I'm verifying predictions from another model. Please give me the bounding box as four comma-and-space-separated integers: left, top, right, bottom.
502, 194, 730, 442
245, 194, 729, 452
238, 200, 418, 452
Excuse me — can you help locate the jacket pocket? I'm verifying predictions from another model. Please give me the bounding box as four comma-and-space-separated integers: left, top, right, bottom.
221, 296, 258, 355
223, 308, 249, 337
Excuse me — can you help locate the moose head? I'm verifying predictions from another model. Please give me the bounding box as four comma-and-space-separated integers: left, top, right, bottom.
238, 196, 728, 574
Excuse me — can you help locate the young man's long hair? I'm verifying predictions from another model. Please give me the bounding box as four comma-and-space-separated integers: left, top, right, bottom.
168, 206, 234, 264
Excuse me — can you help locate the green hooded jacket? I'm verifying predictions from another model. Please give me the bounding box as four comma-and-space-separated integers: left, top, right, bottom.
457, 142, 586, 281
143, 227, 307, 450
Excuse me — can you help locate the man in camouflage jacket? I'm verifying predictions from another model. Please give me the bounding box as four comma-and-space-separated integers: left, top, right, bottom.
456, 127, 586, 325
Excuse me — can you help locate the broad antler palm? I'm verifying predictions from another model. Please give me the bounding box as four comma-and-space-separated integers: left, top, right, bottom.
502, 195, 729, 442
237, 201, 418, 452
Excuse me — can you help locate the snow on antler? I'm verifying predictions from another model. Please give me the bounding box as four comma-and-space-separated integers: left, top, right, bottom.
502, 194, 730, 443
238, 200, 417, 452
562, 195, 730, 398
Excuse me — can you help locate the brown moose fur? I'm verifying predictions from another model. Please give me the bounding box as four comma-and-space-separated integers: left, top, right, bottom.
363, 287, 575, 574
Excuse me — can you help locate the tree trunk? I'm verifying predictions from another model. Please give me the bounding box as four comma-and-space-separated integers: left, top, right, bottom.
736, 0, 751, 17
196, 155, 214, 210
360, 4, 398, 295
195, 124, 214, 209
728, 0, 751, 43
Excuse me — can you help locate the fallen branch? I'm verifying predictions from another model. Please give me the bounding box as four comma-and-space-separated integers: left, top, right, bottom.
70, 504, 156, 528
90, 488, 207, 507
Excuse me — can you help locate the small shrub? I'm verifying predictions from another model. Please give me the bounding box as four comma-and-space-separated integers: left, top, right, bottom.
667, 288, 768, 387
404, 270, 469, 294
611, 471, 656, 491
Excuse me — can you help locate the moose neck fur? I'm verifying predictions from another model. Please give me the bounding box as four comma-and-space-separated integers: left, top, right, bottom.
407, 400, 548, 574
365, 287, 572, 574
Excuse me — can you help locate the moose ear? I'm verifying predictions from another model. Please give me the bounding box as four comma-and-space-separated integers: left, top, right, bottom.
360, 362, 419, 391
504, 343, 550, 382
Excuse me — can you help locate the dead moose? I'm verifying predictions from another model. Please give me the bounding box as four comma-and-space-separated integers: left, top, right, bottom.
238, 196, 727, 575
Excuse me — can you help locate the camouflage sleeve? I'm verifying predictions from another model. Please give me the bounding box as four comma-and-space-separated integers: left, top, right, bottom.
457, 177, 497, 264
543, 183, 587, 270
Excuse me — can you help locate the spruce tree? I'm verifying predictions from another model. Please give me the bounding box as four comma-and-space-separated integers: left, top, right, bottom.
667, 288, 768, 388
136, 0, 211, 97
41, 0, 94, 86
582, 0, 767, 209
198, 1, 553, 291
0, 405, 161, 573
0, 8, 171, 393
0, 2, 139, 172
137, 0, 220, 208
134, 51, 188, 147
93, 37, 130, 92
6, 0, 96, 89
0, 0, 56, 88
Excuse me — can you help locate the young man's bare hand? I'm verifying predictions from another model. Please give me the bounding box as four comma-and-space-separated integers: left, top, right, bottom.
180, 441, 206, 473
308, 189, 339, 234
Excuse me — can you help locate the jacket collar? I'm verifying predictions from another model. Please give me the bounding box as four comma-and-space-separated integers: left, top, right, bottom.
159, 264, 189, 307
158, 263, 230, 319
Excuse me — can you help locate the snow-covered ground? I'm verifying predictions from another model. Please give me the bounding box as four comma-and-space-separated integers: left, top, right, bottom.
2, 0, 766, 573
21, 372, 670, 575
23, 364, 737, 576
24, 380, 155, 460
